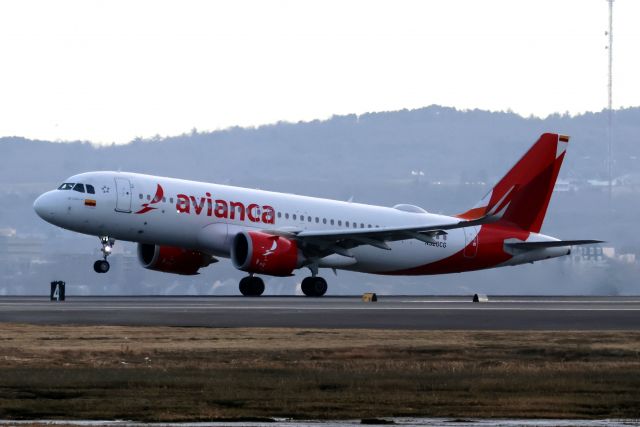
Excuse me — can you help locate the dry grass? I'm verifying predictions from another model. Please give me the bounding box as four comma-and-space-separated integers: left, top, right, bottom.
0, 324, 639, 421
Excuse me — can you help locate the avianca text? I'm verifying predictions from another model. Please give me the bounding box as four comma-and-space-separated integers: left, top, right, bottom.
176, 193, 275, 224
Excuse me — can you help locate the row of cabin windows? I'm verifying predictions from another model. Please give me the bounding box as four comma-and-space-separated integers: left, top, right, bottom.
138, 192, 379, 228
140, 193, 174, 204
276, 211, 379, 229
58, 183, 95, 194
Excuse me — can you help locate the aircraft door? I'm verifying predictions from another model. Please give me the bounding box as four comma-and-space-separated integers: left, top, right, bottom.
463, 226, 479, 258
114, 178, 132, 213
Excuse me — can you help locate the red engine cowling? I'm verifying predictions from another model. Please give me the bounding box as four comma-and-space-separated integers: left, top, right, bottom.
231, 231, 303, 276
137, 244, 213, 275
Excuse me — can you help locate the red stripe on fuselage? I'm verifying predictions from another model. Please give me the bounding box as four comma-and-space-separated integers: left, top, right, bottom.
380, 225, 530, 275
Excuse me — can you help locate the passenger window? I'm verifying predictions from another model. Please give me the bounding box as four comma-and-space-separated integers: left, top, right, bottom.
346, 221, 350, 227
360, 223, 364, 228
147, 195, 151, 201
285, 213, 289, 219
170, 198, 174, 204
86, 185, 95, 194
162, 197, 166, 203
73, 183, 85, 193
330, 219, 334, 225
323, 218, 327, 224
277, 212, 282, 218
338, 220, 342, 226
368, 224, 372, 228
58, 183, 74, 190
139, 194, 143, 199
293, 214, 297, 220
315, 217, 319, 223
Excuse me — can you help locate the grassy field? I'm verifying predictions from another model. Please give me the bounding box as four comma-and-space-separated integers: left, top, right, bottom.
0, 324, 639, 421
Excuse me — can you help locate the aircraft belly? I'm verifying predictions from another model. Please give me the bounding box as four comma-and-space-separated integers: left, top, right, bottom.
138, 214, 202, 248
196, 222, 233, 257
347, 231, 463, 273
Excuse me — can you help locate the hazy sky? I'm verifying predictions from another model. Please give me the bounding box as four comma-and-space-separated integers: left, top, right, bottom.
1, 0, 638, 144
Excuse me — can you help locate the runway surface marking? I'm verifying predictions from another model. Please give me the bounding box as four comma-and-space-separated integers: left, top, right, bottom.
2, 304, 640, 311
0, 418, 634, 426
2, 296, 639, 330
403, 299, 640, 303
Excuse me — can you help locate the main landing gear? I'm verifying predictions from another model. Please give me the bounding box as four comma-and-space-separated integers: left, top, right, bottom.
93, 236, 114, 274
301, 276, 327, 297
237, 275, 327, 297
239, 275, 265, 296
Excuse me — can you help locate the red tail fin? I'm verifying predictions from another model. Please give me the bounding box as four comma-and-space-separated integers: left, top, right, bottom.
457, 133, 569, 233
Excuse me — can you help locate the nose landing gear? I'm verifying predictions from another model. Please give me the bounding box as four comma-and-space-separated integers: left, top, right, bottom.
93, 236, 114, 273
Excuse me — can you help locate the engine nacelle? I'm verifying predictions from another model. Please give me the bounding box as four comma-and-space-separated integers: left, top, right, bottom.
137, 244, 212, 275
231, 231, 303, 276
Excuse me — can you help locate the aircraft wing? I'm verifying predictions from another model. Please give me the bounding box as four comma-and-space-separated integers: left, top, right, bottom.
265, 214, 499, 258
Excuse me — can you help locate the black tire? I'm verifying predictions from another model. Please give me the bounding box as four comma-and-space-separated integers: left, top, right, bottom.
93, 260, 110, 273
312, 277, 327, 297
239, 277, 253, 296
301, 277, 327, 297
301, 277, 313, 296
251, 277, 265, 296
239, 276, 265, 296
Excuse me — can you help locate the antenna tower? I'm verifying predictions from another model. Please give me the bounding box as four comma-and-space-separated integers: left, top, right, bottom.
606, 0, 614, 206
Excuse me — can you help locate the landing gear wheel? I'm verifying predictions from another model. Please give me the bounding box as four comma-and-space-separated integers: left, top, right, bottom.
93, 260, 110, 273
94, 236, 115, 274
301, 277, 327, 297
239, 276, 265, 296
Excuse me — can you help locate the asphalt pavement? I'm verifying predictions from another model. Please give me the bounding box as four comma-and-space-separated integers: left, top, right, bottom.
1, 295, 639, 330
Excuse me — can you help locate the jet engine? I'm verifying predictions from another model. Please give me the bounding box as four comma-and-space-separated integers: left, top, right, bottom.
137, 243, 213, 275
231, 231, 303, 276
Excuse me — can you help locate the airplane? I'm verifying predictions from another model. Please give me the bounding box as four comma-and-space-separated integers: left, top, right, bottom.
33, 133, 601, 297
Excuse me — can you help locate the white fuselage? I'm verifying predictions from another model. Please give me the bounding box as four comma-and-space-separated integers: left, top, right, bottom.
34, 171, 566, 275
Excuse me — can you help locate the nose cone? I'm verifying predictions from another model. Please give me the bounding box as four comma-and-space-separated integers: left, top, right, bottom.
34, 191, 57, 222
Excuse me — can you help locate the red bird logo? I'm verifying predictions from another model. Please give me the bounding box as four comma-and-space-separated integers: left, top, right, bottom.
135, 184, 164, 214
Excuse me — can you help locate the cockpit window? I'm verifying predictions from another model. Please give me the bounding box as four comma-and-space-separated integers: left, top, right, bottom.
86, 184, 95, 194
73, 183, 85, 193
58, 183, 74, 190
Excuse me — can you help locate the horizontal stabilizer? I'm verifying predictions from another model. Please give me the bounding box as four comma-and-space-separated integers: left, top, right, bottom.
505, 240, 603, 250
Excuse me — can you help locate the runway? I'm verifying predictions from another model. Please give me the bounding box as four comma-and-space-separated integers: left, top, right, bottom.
1, 295, 639, 330
0, 419, 634, 426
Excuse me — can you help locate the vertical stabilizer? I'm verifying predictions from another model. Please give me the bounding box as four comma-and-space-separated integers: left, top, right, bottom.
457, 133, 569, 233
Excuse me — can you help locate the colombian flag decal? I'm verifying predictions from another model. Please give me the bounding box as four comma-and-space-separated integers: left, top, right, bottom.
84, 199, 97, 207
